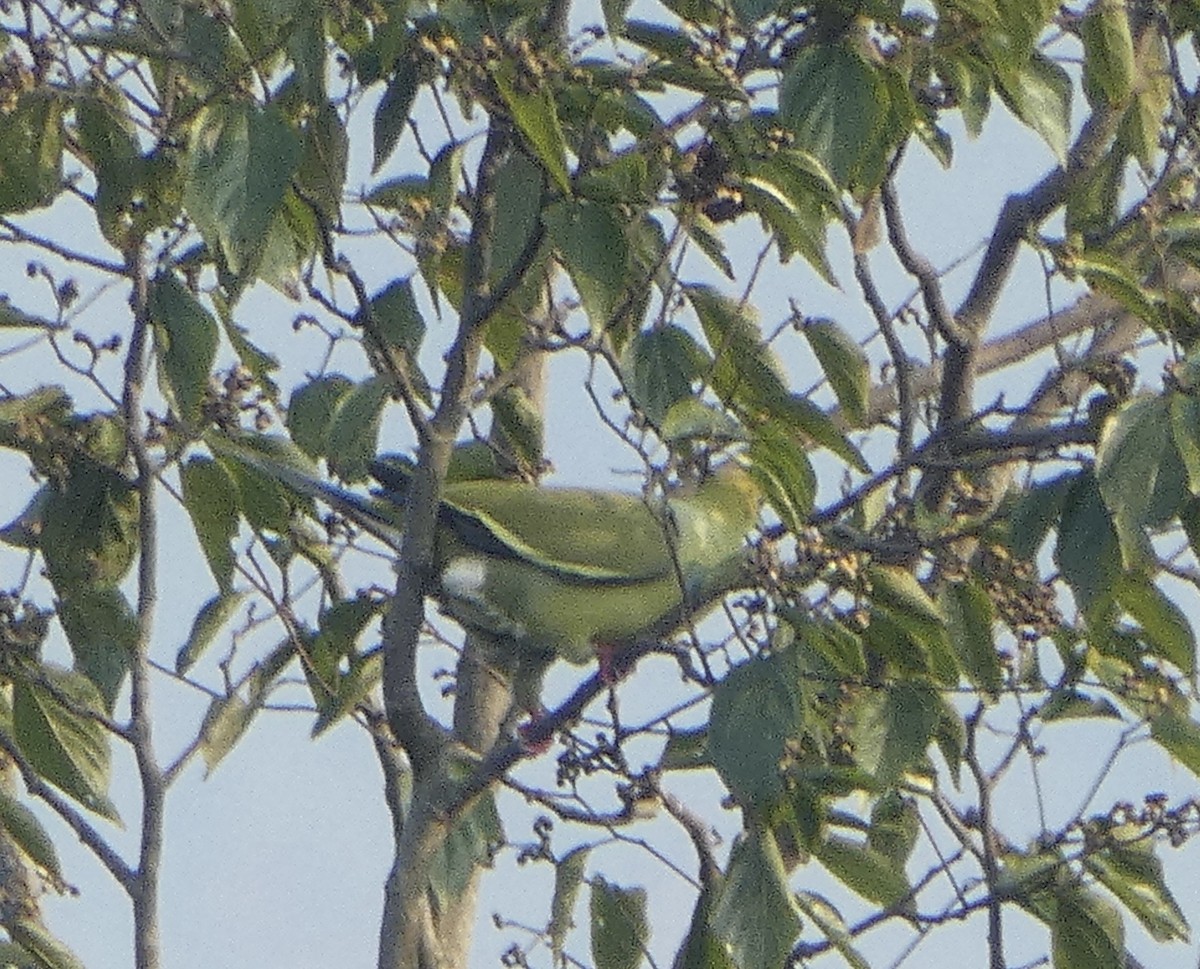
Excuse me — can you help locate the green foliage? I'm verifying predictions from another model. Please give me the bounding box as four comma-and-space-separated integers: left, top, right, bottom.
710, 832, 801, 969
2, 1, 1200, 967
13, 668, 117, 821
589, 878, 648, 969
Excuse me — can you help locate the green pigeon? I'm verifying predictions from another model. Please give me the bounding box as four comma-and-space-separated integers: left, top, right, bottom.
212, 434, 760, 701
368, 458, 761, 664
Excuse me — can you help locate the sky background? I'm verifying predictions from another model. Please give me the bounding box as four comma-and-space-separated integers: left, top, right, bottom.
0, 1, 1198, 967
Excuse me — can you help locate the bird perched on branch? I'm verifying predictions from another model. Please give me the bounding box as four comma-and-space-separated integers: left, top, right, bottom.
210, 433, 761, 706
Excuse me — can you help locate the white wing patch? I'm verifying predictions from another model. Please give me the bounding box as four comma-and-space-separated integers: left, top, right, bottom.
441, 555, 488, 600
439, 555, 527, 639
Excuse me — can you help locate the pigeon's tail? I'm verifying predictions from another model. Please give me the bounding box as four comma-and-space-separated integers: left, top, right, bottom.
205, 431, 406, 550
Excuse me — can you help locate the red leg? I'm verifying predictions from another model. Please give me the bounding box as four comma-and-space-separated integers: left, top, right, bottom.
517, 706, 554, 753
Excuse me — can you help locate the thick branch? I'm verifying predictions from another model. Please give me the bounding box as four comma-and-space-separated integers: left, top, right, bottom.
917, 103, 1125, 509
378, 121, 516, 969
122, 250, 165, 969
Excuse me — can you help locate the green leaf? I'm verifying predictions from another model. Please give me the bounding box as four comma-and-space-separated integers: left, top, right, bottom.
868, 792, 920, 867
363, 174, 429, 210
287, 374, 354, 460
1080, 0, 1135, 107
1170, 393, 1200, 494
490, 149, 545, 288
0, 942, 39, 969
845, 682, 940, 785
243, 191, 312, 298
1054, 470, 1121, 610
995, 52, 1071, 163
56, 587, 134, 711
76, 89, 145, 247
576, 152, 655, 206
0, 387, 71, 442
747, 422, 816, 533
1072, 250, 1164, 329
199, 641, 292, 776
673, 882, 738, 969
1008, 471, 1075, 561
1096, 397, 1180, 537
232, 0, 310, 62
148, 273, 219, 425
684, 215, 734, 279
803, 319, 870, 426
8, 921, 84, 969
1052, 886, 1124, 969
1039, 688, 1121, 721
815, 834, 912, 909
199, 694, 253, 776
176, 591, 248, 675
0, 791, 64, 885
941, 578, 1002, 695
310, 652, 382, 737
13, 666, 117, 820
623, 20, 699, 60
429, 788, 504, 916
1116, 34, 1170, 170
373, 52, 419, 172
781, 44, 890, 188
788, 615, 867, 678
491, 61, 570, 195
934, 697, 965, 787
1085, 840, 1189, 942
711, 832, 801, 969
183, 101, 303, 281
0, 295, 57, 331
217, 302, 280, 393
1150, 707, 1200, 777
1066, 147, 1123, 238
207, 430, 314, 533
937, 51, 992, 138
865, 566, 956, 683
427, 141, 463, 220
687, 283, 785, 410
686, 284, 866, 470
794, 892, 870, 969
619, 326, 707, 427
740, 170, 836, 280
550, 846, 589, 959
0, 94, 64, 214
660, 398, 744, 446
601, 0, 632, 31
709, 652, 802, 811
306, 595, 385, 733
40, 461, 138, 591
544, 200, 629, 332
295, 98, 348, 223
361, 276, 426, 355
325, 377, 389, 482
646, 60, 747, 101
181, 455, 241, 591
490, 386, 545, 470
1113, 573, 1195, 676
305, 595, 381, 688
590, 878, 648, 969
659, 725, 709, 771
731, 0, 782, 23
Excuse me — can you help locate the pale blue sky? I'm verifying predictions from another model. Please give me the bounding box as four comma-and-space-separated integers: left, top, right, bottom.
0, 2, 1197, 968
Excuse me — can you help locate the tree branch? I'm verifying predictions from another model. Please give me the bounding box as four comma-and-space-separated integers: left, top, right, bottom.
378, 120, 517, 969
919, 102, 1126, 509
121, 248, 166, 969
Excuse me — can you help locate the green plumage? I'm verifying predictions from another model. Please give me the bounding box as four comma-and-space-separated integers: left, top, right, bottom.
433, 465, 757, 662
212, 434, 760, 682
